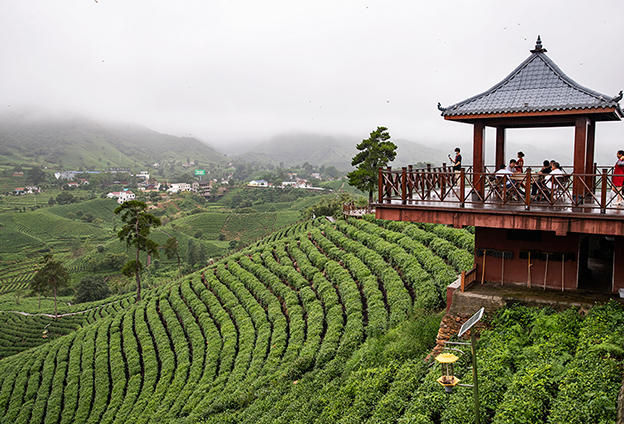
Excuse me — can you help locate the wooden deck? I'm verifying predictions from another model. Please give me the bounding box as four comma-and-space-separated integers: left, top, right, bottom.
375, 167, 624, 236
342, 202, 374, 217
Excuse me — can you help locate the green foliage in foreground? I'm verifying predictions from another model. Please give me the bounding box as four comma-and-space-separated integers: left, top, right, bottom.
402, 302, 624, 424
0, 215, 620, 423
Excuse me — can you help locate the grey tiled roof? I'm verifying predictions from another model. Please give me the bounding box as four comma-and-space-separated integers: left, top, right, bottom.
441, 45, 623, 118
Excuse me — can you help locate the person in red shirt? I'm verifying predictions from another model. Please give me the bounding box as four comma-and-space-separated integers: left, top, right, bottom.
514, 151, 525, 172
613, 150, 624, 206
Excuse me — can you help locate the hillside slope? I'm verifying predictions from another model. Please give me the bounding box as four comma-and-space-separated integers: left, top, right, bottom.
0, 217, 620, 423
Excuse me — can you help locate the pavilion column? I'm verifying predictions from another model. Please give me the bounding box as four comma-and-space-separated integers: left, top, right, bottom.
585, 120, 596, 195
573, 116, 589, 201
473, 121, 486, 198
495, 127, 506, 170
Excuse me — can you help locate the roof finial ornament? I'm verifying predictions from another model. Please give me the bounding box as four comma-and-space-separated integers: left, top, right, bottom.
437, 102, 447, 112
613, 91, 623, 103
530, 35, 547, 53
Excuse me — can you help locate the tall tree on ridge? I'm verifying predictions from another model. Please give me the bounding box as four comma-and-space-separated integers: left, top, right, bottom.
31, 254, 70, 317
114, 200, 161, 301
347, 126, 397, 208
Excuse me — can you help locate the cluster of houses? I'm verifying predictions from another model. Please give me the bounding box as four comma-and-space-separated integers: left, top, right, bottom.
105, 180, 220, 204
11, 172, 40, 195
13, 186, 41, 195
165, 180, 211, 198
248, 173, 324, 191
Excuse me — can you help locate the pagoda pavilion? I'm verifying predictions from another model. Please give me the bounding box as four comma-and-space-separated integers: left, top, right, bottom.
374, 36, 624, 294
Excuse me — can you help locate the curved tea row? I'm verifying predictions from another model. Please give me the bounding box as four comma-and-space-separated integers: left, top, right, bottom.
0, 217, 474, 423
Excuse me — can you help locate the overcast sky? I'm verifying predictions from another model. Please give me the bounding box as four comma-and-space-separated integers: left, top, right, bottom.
1, 0, 623, 161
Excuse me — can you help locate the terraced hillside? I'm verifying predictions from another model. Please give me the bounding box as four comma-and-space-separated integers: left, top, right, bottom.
0, 217, 621, 423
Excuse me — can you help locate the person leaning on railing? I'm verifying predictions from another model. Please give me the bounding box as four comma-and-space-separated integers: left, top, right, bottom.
448, 147, 462, 186
613, 150, 624, 206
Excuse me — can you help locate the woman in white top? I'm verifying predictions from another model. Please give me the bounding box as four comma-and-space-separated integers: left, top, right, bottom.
546, 162, 563, 190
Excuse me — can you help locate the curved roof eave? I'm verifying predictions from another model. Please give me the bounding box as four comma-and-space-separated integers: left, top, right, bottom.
439, 40, 623, 120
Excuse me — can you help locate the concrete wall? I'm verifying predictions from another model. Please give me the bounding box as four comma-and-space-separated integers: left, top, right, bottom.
474, 227, 579, 290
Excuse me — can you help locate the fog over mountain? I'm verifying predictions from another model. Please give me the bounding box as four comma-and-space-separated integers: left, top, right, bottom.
1, 0, 622, 157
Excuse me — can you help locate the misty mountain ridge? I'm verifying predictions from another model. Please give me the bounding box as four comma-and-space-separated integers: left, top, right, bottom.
233, 132, 449, 171
0, 112, 228, 169
1, 111, 607, 173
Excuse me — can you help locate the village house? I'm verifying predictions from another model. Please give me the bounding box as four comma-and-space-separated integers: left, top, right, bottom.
136, 171, 150, 180
248, 179, 270, 187
140, 182, 161, 192
106, 191, 136, 204
167, 183, 192, 193
192, 180, 211, 198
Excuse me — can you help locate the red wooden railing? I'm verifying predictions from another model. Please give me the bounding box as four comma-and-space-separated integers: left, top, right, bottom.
460, 266, 478, 292
378, 165, 621, 213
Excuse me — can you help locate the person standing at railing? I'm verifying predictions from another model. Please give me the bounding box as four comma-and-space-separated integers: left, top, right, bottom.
613, 150, 624, 206
514, 151, 525, 172
448, 147, 462, 186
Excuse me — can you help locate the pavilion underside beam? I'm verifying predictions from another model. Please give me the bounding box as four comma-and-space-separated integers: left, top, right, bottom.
375, 205, 624, 237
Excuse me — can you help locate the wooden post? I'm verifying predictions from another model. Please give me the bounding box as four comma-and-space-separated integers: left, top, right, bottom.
460, 169, 465, 207
495, 127, 506, 170
378, 167, 383, 204
481, 252, 486, 285
386, 166, 392, 203
426, 163, 432, 199
585, 121, 596, 196
573, 116, 589, 202
407, 165, 413, 202
561, 259, 565, 291
525, 168, 532, 210
401, 167, 407, 204
473, 121, 486, 199
543, 253, 549, 290
527, 252, 532, 288
601, 169, 608, 213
